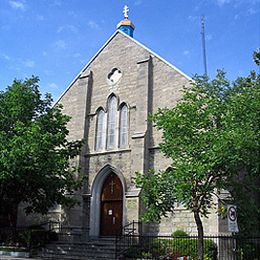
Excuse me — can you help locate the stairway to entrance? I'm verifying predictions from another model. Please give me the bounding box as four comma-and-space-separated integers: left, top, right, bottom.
41, 238, 117, 259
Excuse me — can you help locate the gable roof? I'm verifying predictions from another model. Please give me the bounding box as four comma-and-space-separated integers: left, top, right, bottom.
56, 30, 192, 104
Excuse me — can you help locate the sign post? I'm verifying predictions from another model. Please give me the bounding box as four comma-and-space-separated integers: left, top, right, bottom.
227, 205, 239, 233
227, 205, 238, 259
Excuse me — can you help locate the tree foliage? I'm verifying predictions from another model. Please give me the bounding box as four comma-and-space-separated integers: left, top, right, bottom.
0, 77, 83, 226
136, 63, 259, 259
135, 169, 176, 222
253, 48, 260, 65
224, 70, 260, 235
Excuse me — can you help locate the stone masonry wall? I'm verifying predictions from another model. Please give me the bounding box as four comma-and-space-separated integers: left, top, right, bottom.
53, 31, 218, 235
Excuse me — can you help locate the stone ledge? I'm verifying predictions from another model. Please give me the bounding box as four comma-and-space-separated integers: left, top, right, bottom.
132, 132, 145, 139
0, 251, 30, 258
125, 187, 141, 197
85, 148, 131, 157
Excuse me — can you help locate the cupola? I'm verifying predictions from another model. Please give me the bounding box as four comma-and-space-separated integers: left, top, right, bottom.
117, 5, 135, 37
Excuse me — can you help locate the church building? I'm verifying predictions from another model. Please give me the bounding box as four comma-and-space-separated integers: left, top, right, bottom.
19, 6, 222, 237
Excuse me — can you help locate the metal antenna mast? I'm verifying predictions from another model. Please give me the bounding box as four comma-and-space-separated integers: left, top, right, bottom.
201, 16, 208, 76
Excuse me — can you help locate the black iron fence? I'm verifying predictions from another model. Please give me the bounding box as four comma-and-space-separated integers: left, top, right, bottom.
116, 221, 142, 259
0, 221, 60, 251
0, 221, 90, 252
55, 226, 89, 242
1, 221, 259, 260
116, 233, 260, 260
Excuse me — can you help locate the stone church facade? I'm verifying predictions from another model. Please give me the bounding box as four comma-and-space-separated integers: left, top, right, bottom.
18, 12, 224, 237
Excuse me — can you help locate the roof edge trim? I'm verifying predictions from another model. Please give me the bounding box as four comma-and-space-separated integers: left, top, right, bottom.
55, 30, 192, 105
119, 30, 192, 81
55, 30, 120, 105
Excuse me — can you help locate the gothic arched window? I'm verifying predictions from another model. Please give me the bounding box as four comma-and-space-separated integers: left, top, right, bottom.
96, 109, 106, 151
119, 104, 128, 148
107, 95, 117, 149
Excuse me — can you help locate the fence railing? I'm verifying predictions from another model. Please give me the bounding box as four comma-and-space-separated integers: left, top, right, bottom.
115, 233, 260, 260
115, 221, 142, 259
0, 221, 92, 252
56, 226, 89, 242
0, 223, 58, 251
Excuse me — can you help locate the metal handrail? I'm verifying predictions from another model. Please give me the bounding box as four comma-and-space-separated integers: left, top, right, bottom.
115, 221, 142, 259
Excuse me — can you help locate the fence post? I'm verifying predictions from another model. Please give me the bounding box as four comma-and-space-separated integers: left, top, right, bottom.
232, 232, 237, 260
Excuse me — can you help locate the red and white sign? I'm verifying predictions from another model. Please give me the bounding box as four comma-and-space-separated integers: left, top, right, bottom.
227, 205, 239, 232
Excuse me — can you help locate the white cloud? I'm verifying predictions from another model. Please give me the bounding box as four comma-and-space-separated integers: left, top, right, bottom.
88, 20, 100, 30
1, 25, 11, 31
57, 25, 78, 34
73, 53, 81, 58
194, 5, 200, 11
214, 0, 260, 7
79, 59, 87, 64
68, 11, 77, 18
247, 8, 257, 15
234, 13, 240, 19
44, 70, 52, 76
9, 0, 26, 11
206, 34, 213, 41
0, 53, 11, 61
134, 0, 142, 6
240, 0, 260, 4
183, 50, 190, 56
56, 26, 64, 33
215, 0, 231, 6
48, 82, 59, 89
36, 15, 44, 21
23, 59, 35, 68
53, 40, 67, 50
53, 0, 61, 6
188, 15, 199, 21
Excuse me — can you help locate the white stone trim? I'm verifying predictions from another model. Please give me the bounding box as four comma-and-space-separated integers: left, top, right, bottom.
89, 164, 126, 238
55, 30, 192, 104
121, 31, 192, 81
125, 187, 141, 197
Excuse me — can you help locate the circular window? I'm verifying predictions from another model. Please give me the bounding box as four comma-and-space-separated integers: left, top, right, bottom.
107, 68, 122, 86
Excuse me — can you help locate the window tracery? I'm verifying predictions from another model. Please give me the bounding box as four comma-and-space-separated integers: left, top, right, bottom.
107, 95, 117, 149
95, 95, 129, 151
119, 104, 128, 148
96, 109, 106, 151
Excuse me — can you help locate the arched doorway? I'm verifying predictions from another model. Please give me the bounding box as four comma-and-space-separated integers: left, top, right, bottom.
100, 173, 123, 236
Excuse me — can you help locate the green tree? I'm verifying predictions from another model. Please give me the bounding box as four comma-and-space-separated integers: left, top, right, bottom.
136, 67, 259, 259
224, 70, 260, 236
0, 77, 83, 227
253, 48, 260, 65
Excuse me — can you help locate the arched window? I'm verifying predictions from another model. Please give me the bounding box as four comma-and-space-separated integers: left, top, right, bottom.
96, 109, 106, 151
119, 104, 128, 148
107, 96, 117, 149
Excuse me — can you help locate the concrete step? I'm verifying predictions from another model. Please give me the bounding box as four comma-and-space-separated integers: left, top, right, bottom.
42, 252, 115, 259
41, 238, 117, 259
43, 244, 116, 253
43, 249, 115, 256
42, 256, 115, 260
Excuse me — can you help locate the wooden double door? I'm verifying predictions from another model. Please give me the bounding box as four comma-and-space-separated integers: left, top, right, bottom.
100, 173, 123, 236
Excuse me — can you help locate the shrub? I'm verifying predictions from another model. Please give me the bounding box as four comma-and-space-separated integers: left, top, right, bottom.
236, 240, 260, 260
125, 237, 217, 259
0, 228, 57, 250
172, 229, 188, 237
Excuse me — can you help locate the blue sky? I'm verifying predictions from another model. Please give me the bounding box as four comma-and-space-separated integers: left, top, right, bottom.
0, 0, 259, 101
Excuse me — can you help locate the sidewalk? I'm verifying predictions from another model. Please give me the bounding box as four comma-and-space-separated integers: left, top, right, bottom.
0, 257, 40, 260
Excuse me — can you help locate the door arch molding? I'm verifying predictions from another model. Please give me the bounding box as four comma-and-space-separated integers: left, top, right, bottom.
89, 164, 126, 237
